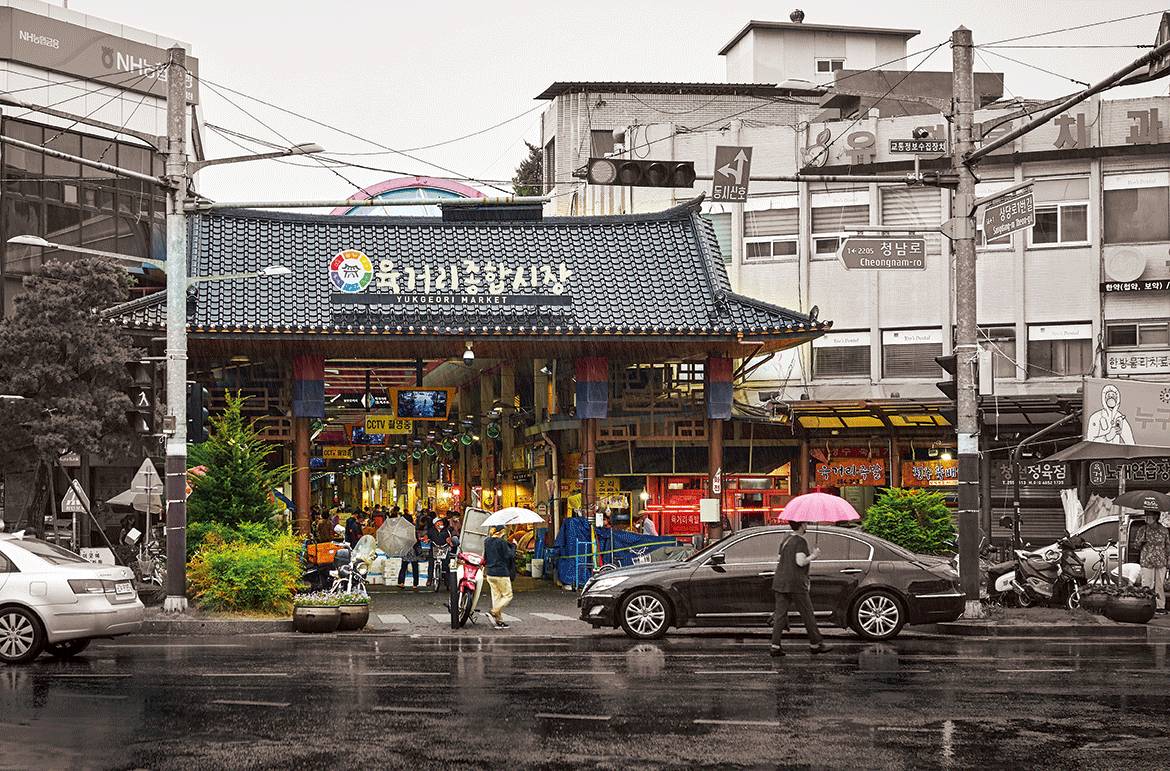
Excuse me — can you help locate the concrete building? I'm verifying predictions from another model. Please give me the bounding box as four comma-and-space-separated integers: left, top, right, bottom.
0, 0, 198, 315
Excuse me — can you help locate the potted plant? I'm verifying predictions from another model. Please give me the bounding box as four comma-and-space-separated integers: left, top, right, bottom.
1103, 584, 1156, 624
336, 592, 370, 631
292, 592, 342, 633
1078, 585, 1110, 614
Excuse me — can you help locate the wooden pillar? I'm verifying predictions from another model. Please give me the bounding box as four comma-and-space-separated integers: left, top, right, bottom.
575, 357, 608, 524
480, 367, 496, 508
706, 355, 732, 540
798, 437, 811, 494
707, 416, 724, 540
293, 417, 311, 536
581, 418, 597, 523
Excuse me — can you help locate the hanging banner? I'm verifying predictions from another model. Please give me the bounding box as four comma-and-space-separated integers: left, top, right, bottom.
364, 415, 412, 434
322, 446, 352, 460
1082, 377, 1170, 448
902, 460, 959, 487
815, 460, 887, 487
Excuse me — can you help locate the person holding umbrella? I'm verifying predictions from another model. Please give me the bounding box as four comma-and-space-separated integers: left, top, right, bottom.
1130, 510, 1170, 613
769, 492, 858, 656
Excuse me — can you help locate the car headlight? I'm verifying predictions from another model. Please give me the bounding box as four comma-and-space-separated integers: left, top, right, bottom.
587, 575, 629, 593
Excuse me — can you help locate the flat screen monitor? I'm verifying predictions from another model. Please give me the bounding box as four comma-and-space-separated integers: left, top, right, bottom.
349, 425, 387, 445
393, 388, 452, 421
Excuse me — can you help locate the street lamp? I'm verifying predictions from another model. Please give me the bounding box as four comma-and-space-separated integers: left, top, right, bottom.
5, 236, 291, 286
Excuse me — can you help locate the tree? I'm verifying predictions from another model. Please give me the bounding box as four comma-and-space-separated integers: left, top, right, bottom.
512, 141, 543, 196
187, 392, 292, 528
0, 258, 140, 533
861, 488, 957, 555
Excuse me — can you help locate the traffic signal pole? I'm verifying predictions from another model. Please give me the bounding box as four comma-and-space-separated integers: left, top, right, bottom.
163, 46, 190, 613
951, 27, 982, 615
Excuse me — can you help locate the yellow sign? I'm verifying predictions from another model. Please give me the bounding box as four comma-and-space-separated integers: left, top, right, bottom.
322, 446, 353, 460
364, 415, 411, 434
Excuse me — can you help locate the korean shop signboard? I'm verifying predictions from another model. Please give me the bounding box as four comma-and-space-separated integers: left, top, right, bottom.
815, 460, 887, 487
901, 460, 958, 487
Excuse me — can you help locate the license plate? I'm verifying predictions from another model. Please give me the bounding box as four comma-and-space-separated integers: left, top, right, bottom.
115, 581, 133, 595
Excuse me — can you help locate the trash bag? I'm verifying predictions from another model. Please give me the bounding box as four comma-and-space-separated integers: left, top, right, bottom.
377, 517, 416, 557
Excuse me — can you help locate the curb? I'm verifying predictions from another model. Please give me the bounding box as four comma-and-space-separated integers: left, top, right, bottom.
142, 618, 294, 635
921, 621, 1147, 639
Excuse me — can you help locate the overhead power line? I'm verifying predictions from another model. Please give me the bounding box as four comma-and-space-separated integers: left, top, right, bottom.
977, 46, 1091, 87
982, 9, 1166, 47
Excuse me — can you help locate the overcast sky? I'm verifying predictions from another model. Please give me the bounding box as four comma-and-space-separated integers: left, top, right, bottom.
67, 0, 1170, 203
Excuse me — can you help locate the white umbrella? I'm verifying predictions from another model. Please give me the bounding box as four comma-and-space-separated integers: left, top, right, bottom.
481, 507, 545, 528
106, 489, 163, 513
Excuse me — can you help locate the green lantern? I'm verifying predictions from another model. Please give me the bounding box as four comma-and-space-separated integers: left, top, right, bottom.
486, 422, 501, 439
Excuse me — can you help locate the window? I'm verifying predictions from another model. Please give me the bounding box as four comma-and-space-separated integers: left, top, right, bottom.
815, 532, 872, 561
812, 201, 868, 259
1029, 202, 1088, 246
976, 223, 1012, 249
744, 237, 799, 262
1027, 323, 1093, 377
703, 212, 733, 265
1107, 321, 1170, 348
10, 538, 86, 565
882, 329, 944, 379
590, 130, 615, 157
979, 326, 1018, 378
0, 552, 14, 573
813, 331, 871, 378
816, 58, 846, 74
1079, 520, 1118, 547
542, 139, 556, 194
719, 532, 785, 564
1104, 172, 1170, 244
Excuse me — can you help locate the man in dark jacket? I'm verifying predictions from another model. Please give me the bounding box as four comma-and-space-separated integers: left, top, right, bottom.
770, 521, 828, 656
484, 527, 516, 629
344, 512, 364, 547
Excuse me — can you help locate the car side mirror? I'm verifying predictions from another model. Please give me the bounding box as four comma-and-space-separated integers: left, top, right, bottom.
710, 553, 726, 566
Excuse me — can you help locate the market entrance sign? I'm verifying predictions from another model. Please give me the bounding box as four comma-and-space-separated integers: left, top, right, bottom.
982, 192, 1035, 239
329, 249, 573, 307
711, 145, 753, 202
838, 237, 926, 270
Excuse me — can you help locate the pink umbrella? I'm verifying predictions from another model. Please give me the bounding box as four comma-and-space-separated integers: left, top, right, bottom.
781, 492, 860, 523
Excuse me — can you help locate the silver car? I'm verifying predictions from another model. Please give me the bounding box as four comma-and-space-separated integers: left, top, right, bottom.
0, 533, 144, 664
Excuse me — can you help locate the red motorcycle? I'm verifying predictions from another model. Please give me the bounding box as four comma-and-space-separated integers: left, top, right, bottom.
453, 551, 486, 627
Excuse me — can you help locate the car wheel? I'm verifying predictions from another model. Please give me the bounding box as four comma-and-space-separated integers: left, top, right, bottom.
849, 591, 905, 641
0, 607, 45, 665
45, 639, 91, 658
619, 590, 671, 640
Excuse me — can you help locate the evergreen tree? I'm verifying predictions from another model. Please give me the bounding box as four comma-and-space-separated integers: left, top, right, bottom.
512, 141, 543, 196
187, 392, 292, 527
0, 258, 140, 532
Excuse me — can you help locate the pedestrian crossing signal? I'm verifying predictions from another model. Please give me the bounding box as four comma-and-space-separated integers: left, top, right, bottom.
186, 381, 211, 443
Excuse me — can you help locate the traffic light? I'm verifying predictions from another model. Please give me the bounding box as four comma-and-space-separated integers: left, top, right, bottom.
186, 382, 211, 443
126, 362, 156, 435
934, 354, 958, 425
585, 157, 697, 188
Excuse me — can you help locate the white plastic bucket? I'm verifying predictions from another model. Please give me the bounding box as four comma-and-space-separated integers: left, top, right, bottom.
531, 558, 544, 579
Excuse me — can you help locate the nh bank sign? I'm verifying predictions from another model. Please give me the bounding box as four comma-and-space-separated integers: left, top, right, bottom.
0, 7, 199, 103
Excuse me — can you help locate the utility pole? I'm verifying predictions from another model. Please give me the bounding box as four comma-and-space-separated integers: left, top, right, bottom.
950, 27, 982, 615
163, 46, 190, 613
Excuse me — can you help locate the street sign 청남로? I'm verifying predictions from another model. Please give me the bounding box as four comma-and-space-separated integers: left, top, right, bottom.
982, 192, 1035, 240
837, 237, 927, 270
710, 146, 753, 202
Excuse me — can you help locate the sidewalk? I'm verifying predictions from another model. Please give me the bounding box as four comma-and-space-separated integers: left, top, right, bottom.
924, 606, 1156, 639
365, 577, 582, 635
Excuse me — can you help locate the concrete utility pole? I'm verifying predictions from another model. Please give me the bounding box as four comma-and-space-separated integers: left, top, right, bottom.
950, 27, 982, 615
163, 46, 190, 613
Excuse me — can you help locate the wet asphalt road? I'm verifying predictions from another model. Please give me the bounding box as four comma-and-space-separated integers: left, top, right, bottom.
2, 628, 1170, 770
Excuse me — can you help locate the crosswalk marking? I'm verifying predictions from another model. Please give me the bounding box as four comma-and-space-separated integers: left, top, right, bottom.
428, 613, 451, 623
378, 613, 409, 624
529, 612, 575, 621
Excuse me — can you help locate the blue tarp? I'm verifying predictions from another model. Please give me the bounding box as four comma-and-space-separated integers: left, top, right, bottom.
551, 518, 677, 587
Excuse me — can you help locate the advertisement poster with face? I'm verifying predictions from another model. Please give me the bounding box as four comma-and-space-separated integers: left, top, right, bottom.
1083, 378, 1170, 448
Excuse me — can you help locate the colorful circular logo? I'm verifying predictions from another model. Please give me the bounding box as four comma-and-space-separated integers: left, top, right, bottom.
329, 249, 373, 293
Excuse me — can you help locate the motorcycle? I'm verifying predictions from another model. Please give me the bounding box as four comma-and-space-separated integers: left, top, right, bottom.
1010, 535, 1088, 609
452, 550, 487, 627
330, 535, 377, 595
430, 544, 452, 592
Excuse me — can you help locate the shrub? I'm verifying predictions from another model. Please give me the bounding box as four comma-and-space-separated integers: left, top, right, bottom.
862, 488, 956, 555
293, 591, 341, 608
187, 520, 284, 561
187, 531, 302, 614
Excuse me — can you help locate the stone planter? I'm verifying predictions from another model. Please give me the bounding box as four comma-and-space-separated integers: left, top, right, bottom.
1079, 590, 1109, 614
1104, 595, 1155, 625
338, 604, 369, 632
293, 605, 341, 633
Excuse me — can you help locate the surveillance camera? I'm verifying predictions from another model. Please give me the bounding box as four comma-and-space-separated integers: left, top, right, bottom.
911, 127, 930, 140
463, 347, 475, 366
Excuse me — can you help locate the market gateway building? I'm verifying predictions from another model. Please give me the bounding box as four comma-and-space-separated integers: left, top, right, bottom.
112, 197, 834, 539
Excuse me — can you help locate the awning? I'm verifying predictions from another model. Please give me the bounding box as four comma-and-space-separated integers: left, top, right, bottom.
1045, 441, 1169, 463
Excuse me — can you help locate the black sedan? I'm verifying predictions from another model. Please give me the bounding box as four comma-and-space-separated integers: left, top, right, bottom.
578, 526, 964, 641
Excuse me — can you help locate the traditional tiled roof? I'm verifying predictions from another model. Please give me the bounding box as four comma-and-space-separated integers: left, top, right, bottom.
104, 290, 165, 330
113, 198, 830, 342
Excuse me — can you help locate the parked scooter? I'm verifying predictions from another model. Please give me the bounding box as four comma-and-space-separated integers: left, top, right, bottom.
1010, 534, 1088, 609
452, 550, 486, 627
